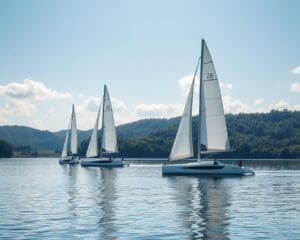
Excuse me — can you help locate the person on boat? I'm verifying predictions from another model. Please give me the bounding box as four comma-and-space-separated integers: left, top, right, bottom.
213, 159, 218, 165
239, 160, 243, 167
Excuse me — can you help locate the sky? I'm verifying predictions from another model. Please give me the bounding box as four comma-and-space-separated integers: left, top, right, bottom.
1, 0, 300, 131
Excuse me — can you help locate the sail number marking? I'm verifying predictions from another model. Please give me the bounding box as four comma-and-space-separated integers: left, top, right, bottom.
206, 73, 214, 80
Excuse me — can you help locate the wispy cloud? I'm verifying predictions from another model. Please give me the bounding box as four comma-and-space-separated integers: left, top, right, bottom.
290, 66, 300, 74
222, 96, 253, 113
290, 81, 300, 92
219, 82, 233, 94
270, 99, 290, 110
135, 103, 182, 118
254, 98, 264, 105
178, 74, 199, 95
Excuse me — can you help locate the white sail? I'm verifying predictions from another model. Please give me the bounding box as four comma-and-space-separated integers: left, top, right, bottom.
70, 104, 78, 155
169, 78, 195, 160
200, 40, 230, 152
101, 85, 118, 153
86, 100, 101, 158
61, 121, 70, 158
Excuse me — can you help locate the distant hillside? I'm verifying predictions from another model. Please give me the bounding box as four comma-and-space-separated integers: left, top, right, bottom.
1, 110, 300, 158
80, 110, 300, 158
0, 126, 88, 151
0, 126, 62, 150
117, 118, 179, 139
0, 119, 174, 151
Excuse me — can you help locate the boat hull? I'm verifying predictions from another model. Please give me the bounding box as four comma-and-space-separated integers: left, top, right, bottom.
59, 157, 80, 165
162, 162, 254, 176
81, 158, 125, 168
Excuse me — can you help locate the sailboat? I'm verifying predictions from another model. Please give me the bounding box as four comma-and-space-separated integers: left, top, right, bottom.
162, 39, 254, 176
81, 85, 124, 167
59, 104, 80, 165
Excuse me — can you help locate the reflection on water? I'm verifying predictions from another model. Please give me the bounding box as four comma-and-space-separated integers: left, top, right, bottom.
169, 177, 231, 239
72, 166, 118, 239
97, 169, 117, 239
0, 158, 300, 239
65, 166, 79, 217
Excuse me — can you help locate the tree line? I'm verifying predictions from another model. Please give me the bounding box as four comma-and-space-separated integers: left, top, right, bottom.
77, 110, 300, 159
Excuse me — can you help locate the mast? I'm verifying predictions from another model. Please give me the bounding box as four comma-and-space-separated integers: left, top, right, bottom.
100, 85, 106, 159
198, 39, 204, 162
198, 40, 230, 156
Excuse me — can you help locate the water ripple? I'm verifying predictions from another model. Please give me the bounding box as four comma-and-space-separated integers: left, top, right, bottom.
0, 159, 300, 239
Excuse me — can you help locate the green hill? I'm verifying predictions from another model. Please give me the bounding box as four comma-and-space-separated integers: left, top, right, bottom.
0, 110, 300, 158
80, 110, 300, 158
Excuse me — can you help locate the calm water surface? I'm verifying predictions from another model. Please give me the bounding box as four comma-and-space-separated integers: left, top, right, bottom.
0, 158, 300, 240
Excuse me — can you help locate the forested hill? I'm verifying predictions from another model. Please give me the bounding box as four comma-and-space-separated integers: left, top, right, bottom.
81, 110, 300, 158
0, 110, 300, 158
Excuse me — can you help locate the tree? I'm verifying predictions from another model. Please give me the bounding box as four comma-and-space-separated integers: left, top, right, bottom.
0, 140, 13, 157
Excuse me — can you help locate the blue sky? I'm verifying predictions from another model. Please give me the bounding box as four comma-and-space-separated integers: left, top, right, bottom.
1, 0, 300, 130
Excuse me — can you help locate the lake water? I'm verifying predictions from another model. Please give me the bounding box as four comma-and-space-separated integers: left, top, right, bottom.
0, 158, 300, 240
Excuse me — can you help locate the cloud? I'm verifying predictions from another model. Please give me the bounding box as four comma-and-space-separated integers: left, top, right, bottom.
268, 99, 300, 111
178, 74, 199, 95
78, 97, 101, 112
219, 82, 233, 94
254, 98, 264, 105
78, 96, 126, 113
177, 73, 284, 114
270, 99, 290, 110
0, 79, 72, 102
290, 66, 300, 74
135, 103, 183, 118
43, 109, 56, 119
222, 96, 253, 114
0, 100, 36, 116
223, 97, 300, 114
75, 96, 128, 129
28, 109, 56, 129
112, 98, 127, 111
290, 81, 300, 93
0, 115, 9, 125
0, 79, 72, 125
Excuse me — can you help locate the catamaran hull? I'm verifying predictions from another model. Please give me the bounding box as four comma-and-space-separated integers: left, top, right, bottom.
162, 162, 254, 176
59, 157, 80, 165
81, 159, 124, 168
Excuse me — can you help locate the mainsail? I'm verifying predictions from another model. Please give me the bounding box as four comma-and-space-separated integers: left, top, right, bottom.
86, 100, 102, 158
61, 122, 70, 158
70, 104, 78, 154
101, 85, 118, 153
199, 39, 230, 153
169, 58, 200, 161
